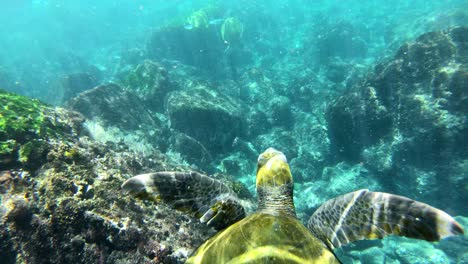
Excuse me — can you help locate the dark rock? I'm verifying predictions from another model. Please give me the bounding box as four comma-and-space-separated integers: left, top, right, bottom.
326, 87, 392, 161
50, 72, 99, 105
146, 21, 224, 75
170, 132, 213, 171
326, 27, 467, 164
325, 27, 467, 211
167, 86, 245, 155
67, 83, 161, 131
18, 139, 50, 170
5, 198, 33, 229
268, 96, 294, 127
448, 70, 468, 113
119, 60, 172, 113
326, 60, 350, 83
245, 108, 271, 138
220, 158, 241, 176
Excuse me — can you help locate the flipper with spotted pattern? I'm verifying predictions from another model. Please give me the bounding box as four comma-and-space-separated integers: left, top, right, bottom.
307, 189, 464, 249
121, 171, 246, 230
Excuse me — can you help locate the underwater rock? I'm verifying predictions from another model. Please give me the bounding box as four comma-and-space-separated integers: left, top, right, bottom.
325, 27, 468, 211
146, 11, 224, 75
267, 95, 294, 127
49, 72, 100, 105
60, 72, 99, 102
119, 60, 172, 113
18, 139, 50, 171
167, 86, 245, 155
67, 83, 162, 131
0, 89, 84, 169
326, 27, 467, 164
160, 59, 207, 90
245, 108, 271, 138
118, 48, 147, 67
1, 91, 213, 263
1, 107, 214, 264
326, 88, 392, 161
326, 59, 351, 83
289, 149, 325, 183
169, 132, 213, 171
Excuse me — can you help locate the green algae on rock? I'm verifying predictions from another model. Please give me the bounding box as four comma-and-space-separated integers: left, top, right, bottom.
1, 120, 213, 264
0, 89, 84, 169
119, 60, 172, 113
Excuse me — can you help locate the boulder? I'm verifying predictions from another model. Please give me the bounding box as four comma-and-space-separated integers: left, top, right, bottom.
67, 83, 161, 131
326, 27, 468, 165
170, 132, 213, 170
119, 60, 172, 113
167, 86, 244, 155
48, 72, 100, 105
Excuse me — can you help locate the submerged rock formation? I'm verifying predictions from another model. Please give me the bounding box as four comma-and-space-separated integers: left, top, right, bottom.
167, 86, 245, 155
326, 27, 467, 209
67, 83, 162, 131
0, 89, 215, 263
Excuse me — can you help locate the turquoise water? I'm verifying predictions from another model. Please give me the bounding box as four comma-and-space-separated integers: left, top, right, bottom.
0, 1, 467, 263
1, 0, 466, 101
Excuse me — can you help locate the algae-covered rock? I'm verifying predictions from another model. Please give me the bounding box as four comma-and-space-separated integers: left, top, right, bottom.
18, 139, 50, 170
253, 128, 298, 161
326, 27, 467, 164
0, 89, 84, 169
0, 125, 214, 264
120, 60, 172, 113
325, 27, 468, 211
167, 86, 245, 155
67, 83, 162, 131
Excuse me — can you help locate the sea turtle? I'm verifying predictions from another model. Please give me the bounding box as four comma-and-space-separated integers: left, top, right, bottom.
122, 148, 464, 263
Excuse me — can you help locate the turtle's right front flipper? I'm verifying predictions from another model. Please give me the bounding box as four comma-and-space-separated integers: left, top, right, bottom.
307, 189, 464, 249
122, 171, 246, 230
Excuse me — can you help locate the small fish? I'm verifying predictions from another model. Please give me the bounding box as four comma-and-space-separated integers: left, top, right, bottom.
184, 24, 194, 30
209, 18, 224, 25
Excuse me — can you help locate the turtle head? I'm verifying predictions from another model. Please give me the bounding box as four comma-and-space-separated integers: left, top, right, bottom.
256, 148, 295, 215
256, 147, 293, 188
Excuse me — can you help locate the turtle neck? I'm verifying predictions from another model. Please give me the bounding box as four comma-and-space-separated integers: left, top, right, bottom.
257, 183, 296, 217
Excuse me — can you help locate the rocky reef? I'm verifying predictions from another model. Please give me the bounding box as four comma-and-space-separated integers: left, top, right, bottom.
0, 89, 218, 263
326, 27, 467, 210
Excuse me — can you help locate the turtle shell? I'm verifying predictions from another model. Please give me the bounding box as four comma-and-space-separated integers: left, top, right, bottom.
186, 212, 339, 264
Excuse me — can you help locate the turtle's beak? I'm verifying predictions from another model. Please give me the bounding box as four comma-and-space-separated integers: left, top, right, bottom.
256, 148, 292, 187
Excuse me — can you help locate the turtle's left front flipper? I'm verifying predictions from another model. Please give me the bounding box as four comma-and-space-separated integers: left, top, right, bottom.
307, 189, 464, 249
121, 171, 246, 230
